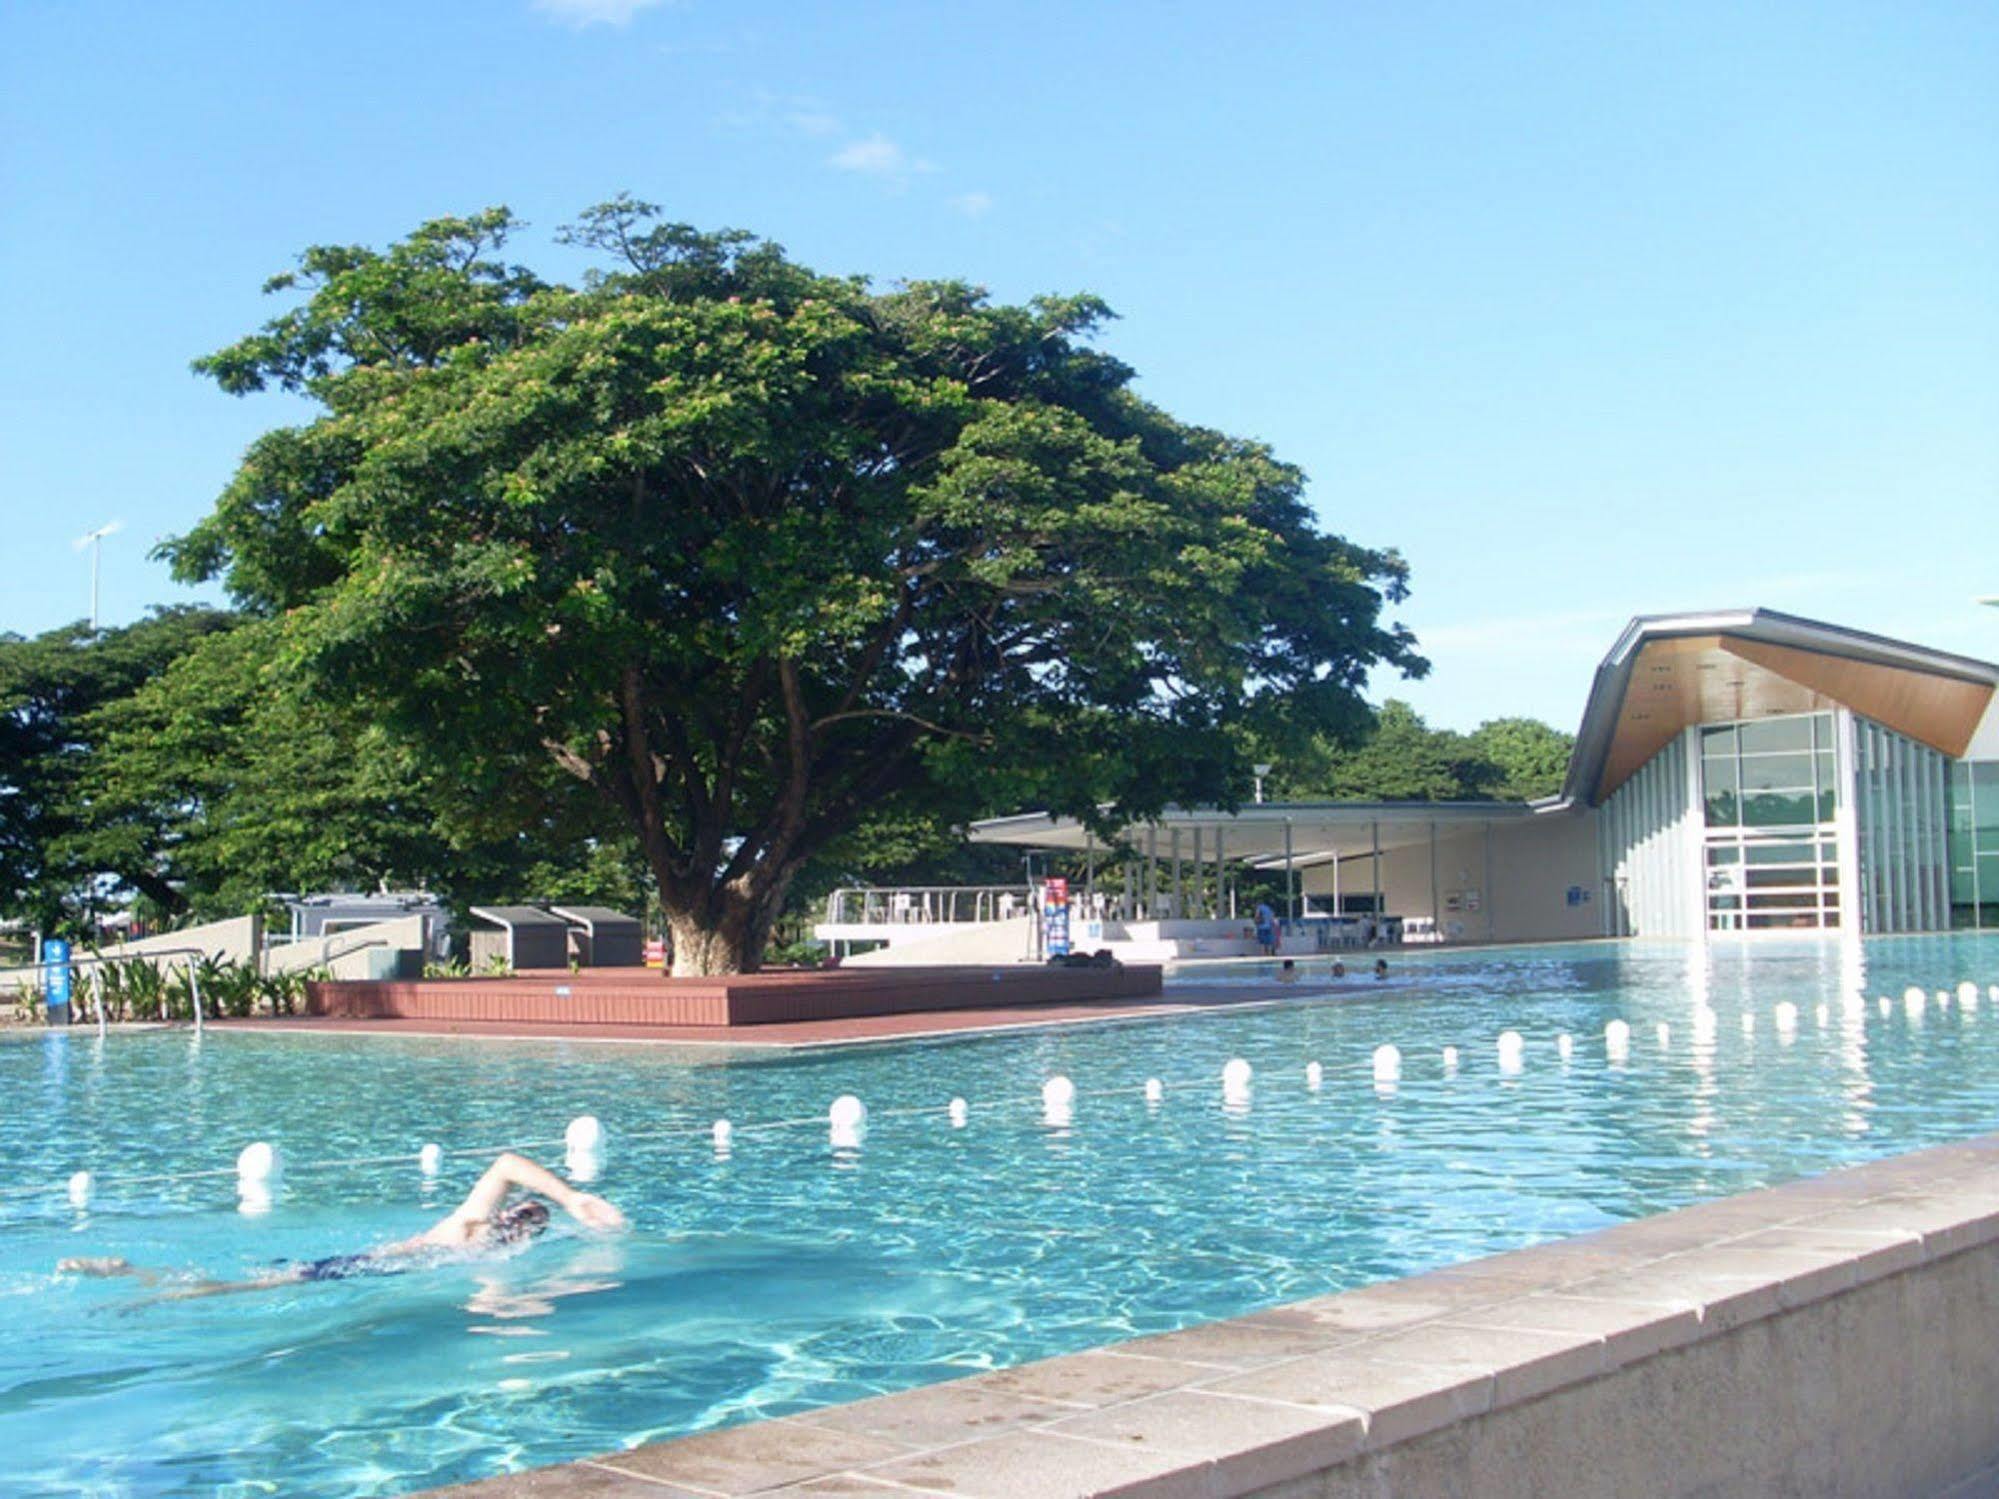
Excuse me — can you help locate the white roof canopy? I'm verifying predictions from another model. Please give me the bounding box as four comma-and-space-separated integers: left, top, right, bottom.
968, 800, 1544, 866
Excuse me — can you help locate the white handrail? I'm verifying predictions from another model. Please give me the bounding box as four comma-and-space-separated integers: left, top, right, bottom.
824, 885, 1033, 927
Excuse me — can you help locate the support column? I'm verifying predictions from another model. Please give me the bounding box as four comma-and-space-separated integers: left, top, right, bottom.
1146, 824, 1158, 921
1284, 819, 1296, 923
1834, 709, 1863, 935
1430, 820, 1440, 939
1085, 828, 1096, 920
1171, 827, 1183, 920
1371, 820, 1382, 931
1214, 826, 1226, 921
1192, 826, 1205, 919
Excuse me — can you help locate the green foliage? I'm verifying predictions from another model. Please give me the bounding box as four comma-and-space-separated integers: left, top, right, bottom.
5, 608, 644, 926
1465, 716, 1573, 802
1272, 700, 1573, 803
0, 607, 238, 929
171, 200, 1423, 972
67, 954, 308, 1022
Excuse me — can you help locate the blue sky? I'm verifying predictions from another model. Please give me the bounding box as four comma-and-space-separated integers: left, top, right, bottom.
2, 0, 1994, 731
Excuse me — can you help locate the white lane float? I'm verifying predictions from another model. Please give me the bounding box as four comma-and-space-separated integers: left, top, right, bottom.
564, 1115, 604, 1182
1305, 1061, 1323, 1091
1603, 1019, 1630, 1062
1042, 1075, 1076, 1127
236, 1141, 281, 1216
1143, 1078, 1163, 1105
1371, 1045, 1401, 1083
67, 1170, 92, 1210
712, 1120, 733, 1157
1441, 1046, 1459, 1074
418, 1143, 443, 1178
1656, 1022, 1671, 1050
1774, 1002, 1799, 1038
829, 1094, 868, 1149
949, 1097, 969, 1126
1555, 1032, 1574, 1061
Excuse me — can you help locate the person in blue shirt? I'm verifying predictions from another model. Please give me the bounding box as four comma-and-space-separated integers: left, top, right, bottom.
1253, 901, 1278, 955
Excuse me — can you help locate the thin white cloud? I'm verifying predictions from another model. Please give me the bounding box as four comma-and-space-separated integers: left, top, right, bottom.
787, 110, 842, 138
534, 0, 669, 27
829, 133, 936, 181
949, 191, 994, 219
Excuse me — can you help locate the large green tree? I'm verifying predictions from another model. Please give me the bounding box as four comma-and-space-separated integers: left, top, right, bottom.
80, 619, 647, 921
0, 607, 236, 929
170, 200, 1422, 972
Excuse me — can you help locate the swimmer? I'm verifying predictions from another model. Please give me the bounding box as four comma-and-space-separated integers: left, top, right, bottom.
59, 1152, 624, 1300
1276, 958, 1299, 984
1330, 961, 1347, 979
1373, 959, 1390, 981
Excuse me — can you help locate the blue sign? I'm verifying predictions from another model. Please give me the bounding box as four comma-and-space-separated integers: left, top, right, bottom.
1042, 877, 1072, 958
42, 938, 72, 1016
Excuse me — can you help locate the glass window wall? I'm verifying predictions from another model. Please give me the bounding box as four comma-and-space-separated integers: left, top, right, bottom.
1948, 760, 1999, 929
1701, 712, 1841, 931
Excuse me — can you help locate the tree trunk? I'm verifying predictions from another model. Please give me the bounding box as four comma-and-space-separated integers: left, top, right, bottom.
663, 905, 755, 976
658, 863, 801, 976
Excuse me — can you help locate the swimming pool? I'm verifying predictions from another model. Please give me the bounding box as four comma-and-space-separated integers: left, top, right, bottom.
5, 935, 1999, 1496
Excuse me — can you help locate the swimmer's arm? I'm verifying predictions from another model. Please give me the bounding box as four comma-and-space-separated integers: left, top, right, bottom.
447, 1153, 627, 1232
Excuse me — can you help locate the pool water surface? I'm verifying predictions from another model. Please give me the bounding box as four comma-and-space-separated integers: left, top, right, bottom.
4, 935, 1998, 1496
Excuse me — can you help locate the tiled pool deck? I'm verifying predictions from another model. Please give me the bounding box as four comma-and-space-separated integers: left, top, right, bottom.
424, 1130, 1999, 1498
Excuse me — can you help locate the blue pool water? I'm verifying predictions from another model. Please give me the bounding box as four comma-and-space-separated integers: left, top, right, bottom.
5, 934, 1999, 1496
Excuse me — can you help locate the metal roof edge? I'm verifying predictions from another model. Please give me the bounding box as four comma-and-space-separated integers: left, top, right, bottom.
1560, 607, 1999, 807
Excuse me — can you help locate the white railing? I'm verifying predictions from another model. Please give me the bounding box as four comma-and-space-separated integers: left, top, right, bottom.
824, 885, 1034, 927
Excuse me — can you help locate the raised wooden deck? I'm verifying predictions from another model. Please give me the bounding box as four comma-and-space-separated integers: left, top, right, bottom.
304, 963, 1164, 1031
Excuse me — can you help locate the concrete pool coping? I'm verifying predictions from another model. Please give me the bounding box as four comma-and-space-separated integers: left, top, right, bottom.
424, 1130, 1999, 1497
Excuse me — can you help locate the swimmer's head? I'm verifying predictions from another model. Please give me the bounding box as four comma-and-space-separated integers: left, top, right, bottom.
490, 1199, 551, 1245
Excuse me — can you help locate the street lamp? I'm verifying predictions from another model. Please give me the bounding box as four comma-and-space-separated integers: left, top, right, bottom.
74, 520, 122, 631
1253, 763, 1273, 804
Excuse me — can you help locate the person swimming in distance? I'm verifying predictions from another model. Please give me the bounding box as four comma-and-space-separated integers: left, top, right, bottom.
1373, 958, 1390, 981
1276, 958, 1299, 984
59, 1152, 625, 1301
1330, 961, 1347, 979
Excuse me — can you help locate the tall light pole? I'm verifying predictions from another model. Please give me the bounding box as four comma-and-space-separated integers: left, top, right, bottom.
74, 521, 122, 630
